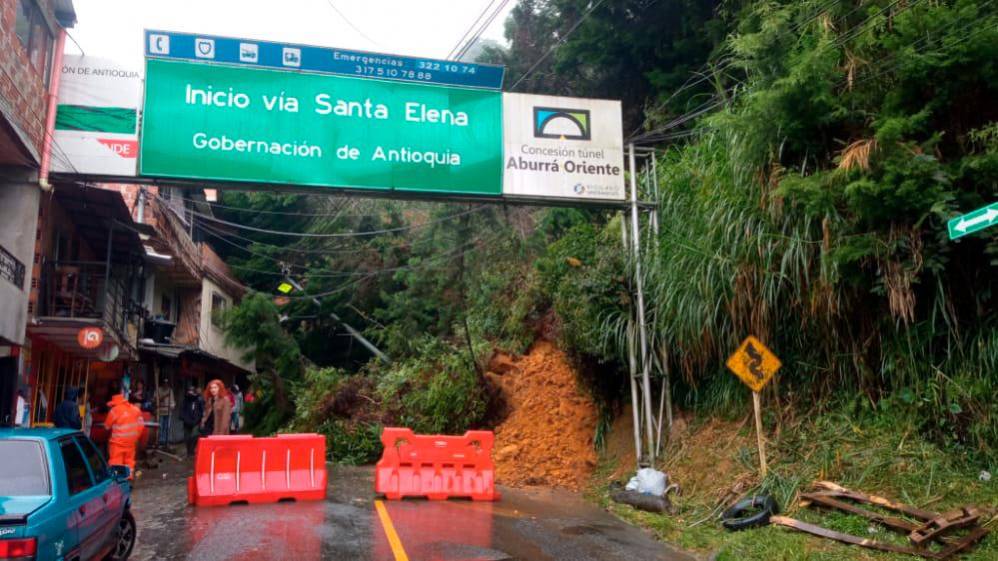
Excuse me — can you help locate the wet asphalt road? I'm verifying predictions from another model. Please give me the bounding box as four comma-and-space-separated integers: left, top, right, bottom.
129, 458, 696, 561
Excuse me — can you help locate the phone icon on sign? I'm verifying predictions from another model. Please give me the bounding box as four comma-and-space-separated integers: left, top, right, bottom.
148, 34, 169, 55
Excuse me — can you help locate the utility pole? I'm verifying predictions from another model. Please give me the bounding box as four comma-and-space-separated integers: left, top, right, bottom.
282, 276, 390, 364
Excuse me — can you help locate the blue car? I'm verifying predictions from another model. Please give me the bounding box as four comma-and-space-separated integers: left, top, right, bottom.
0, 428, 135, 561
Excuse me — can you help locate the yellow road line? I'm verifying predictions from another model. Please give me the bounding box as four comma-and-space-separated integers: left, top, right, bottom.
375, 500, 410, 561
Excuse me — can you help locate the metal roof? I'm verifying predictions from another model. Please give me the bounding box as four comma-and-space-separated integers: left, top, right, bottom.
53, 183, 149, 263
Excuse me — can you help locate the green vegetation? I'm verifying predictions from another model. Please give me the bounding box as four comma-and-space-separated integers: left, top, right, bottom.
592, 405, 998, 560
213, 9, 998, 556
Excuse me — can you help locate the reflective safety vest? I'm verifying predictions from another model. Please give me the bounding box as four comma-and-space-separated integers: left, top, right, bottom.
105, 395, 142, 443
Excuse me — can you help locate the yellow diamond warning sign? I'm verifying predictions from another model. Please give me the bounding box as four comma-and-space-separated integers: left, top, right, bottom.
726, 336, 782, 392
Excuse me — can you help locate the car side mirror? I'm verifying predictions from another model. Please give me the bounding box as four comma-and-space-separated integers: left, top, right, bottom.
109, 465, 130, 481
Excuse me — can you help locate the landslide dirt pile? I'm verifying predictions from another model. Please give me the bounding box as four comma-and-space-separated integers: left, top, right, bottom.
488, 341, 598, 490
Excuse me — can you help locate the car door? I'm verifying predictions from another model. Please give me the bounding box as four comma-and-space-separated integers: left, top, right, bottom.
57, 437, 103, 561
76, 435, 122, 557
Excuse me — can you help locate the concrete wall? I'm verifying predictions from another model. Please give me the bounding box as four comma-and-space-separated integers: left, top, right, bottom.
0, 173, 40, 345
199, 277, 254, 372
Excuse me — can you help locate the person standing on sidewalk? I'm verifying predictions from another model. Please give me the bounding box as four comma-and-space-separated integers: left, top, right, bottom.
200, 379, 232, 436
180, 386, 204, 457
53, 387, 82, 429
105, 393, 142, 479
230, 384, 244, 433
15, 388, 29, 427
154, 378, 176, 448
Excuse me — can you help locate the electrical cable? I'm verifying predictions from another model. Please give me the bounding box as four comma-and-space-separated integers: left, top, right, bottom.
199, 218, 492, 277
145, 189, 459, 220
180, 200, 488, 238
453, 0, 512, 61
147, 190, 486, 239
629, 0, 843, 141
198, 206, 484, 257
277, 229, 508, 301
324, 0, 382, 48
629, 0, 923, 145
844, 0, 995, 89
446, 0, 500, 60
510, 0, 608, 91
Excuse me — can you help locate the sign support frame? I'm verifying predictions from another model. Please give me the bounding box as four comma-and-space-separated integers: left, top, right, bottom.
753, 390, 768, 478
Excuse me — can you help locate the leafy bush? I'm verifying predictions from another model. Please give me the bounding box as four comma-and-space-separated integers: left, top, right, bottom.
374, 336, 490, 435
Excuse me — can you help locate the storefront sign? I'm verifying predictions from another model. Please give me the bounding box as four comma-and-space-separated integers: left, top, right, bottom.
145, 30, 505, 90
77, 327, 104, 349
140, 59, 503, 195
53, 55, 142, 176
502, 93, 625, 201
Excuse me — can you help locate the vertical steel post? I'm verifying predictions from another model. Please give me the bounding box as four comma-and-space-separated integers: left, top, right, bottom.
648, 154, 673, 456
104, 223, 113, 318
629, 144, 655, 463
621, 211, 642, 468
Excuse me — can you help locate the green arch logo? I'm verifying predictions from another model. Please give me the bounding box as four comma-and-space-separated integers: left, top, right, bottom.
533, 107, 591, 141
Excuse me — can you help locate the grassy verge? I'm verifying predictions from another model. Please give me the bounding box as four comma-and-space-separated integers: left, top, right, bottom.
590, 409, 998, 560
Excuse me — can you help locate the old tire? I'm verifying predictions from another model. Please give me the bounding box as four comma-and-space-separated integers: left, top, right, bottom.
104, 509, 136, 561
721, 495, 778, 531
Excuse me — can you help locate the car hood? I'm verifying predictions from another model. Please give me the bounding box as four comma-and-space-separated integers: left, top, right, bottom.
0, 496, 51, 518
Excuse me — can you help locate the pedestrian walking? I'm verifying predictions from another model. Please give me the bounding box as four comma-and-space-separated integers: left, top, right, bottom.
230, 384, 244, 433
132, 381, 150, 411
53, 387, 82, 430
200, 379, 232, 436
105, 393, 142, 479
154, 378, 176, 447
181, 385, 204, 457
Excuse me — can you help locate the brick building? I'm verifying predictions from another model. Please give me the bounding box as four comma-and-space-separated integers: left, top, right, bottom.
1, 0, 76, 425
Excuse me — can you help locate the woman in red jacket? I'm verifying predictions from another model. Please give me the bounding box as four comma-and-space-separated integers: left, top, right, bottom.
200, 379, 232, 436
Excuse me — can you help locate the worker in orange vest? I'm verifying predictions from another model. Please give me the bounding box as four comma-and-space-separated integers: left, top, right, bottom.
104, 393, 142, 479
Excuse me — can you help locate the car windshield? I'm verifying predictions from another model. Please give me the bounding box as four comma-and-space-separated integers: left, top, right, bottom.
0, 441, 50, 496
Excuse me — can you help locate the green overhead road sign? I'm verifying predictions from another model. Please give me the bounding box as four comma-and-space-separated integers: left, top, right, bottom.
140, 59, 503, 195
948, 202, 998, 240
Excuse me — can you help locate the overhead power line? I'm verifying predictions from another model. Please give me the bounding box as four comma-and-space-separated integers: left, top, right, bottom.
324, 0, 382, 48
148, 190, 448, 220
453, 0, 512, 61
148, 191, 487, 238
629, 0, 925, 145
446, 0, 500, 60
191, 202, 487, 238
510, 0, 609, 91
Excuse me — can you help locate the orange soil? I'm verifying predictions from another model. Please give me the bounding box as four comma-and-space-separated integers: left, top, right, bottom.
488, 341, 599, 490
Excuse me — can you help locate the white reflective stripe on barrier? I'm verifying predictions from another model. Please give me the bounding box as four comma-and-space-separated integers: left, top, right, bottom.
310, 449, 315, 488
236, 451, 241, 492
261, 450, 267, 490
286, 449, 291, 489
210, 450, 216, 494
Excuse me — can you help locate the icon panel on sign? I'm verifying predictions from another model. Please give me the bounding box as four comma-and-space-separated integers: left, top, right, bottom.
239, 43, 259, 63
195, 38, 215, 59
282, 47, 301, 67
148, 34, 169, 55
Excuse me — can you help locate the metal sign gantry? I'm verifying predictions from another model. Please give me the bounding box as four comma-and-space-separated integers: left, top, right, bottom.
621, 144, 668, 468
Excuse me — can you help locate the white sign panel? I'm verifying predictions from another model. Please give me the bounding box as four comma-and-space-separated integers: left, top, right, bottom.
502, 93, 625, 200
52, 56, 142, 176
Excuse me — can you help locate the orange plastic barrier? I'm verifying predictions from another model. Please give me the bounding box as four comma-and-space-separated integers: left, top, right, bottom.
375, 427, 499, 501
187, 433, 327, 507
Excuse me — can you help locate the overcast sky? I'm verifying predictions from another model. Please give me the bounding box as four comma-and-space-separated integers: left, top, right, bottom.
68, 0, 517, 67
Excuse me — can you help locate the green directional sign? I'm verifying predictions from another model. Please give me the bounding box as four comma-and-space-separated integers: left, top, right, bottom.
948, 202, 998, 240
140, 59, 503, 195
